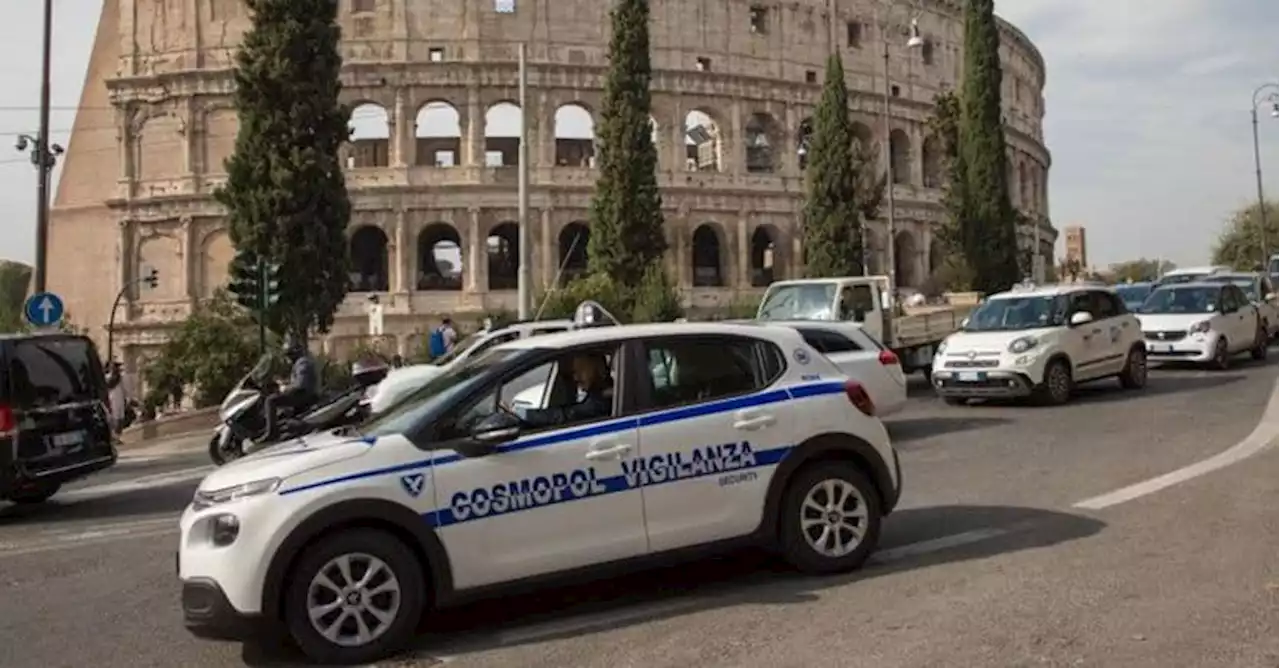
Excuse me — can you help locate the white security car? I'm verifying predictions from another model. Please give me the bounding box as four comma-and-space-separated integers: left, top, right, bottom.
368, 319, 572, 414
177, 304, 902, 665
1135, 282, 1269, 369
930, 282, 1148, 405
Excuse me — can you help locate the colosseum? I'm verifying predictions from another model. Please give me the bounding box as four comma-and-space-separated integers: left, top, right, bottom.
49, 0, 1055, 368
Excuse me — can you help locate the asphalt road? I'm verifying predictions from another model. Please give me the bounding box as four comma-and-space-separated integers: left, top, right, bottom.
0, 354, 1275, 668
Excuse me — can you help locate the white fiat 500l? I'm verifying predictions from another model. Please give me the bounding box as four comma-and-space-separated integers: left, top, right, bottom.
1135, 282, 1268, 369
930, 283, 1148, 405
177, 306, 902, 665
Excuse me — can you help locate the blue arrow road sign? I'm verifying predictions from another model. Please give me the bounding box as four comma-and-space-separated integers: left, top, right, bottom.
23, 292, 65, 328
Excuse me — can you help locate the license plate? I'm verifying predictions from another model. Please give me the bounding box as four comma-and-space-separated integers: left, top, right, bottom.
957, 371, 984, 382
47, 430, 85, 452
1148, 344, 1173, 353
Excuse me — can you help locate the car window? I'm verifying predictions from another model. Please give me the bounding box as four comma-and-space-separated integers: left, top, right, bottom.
797, 329, 863, 354
471, 332, 520, 357
1226, 286, 1249, 310
641, 336, 773, 411
446, 344, 621, 439
7, 338, 105, 408
529, 326, 568, 337
1067, 292, 1092, 317
1089, 291, 1120, 319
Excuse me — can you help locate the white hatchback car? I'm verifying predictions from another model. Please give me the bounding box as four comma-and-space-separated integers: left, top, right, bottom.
930, 282, 1148, 405
1136, 282, 1269, 369
177, 304, 903, 665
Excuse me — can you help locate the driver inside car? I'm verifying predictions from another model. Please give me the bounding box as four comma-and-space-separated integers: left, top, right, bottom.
511, 353, 613, 428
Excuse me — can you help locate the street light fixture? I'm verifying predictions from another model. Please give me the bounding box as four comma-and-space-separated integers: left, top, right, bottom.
105, 268, 159, 368
1250, 82, 1278, 270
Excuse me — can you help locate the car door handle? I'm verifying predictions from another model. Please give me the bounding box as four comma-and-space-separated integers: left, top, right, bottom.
585, 443, 632, 461
733, 413, 777, 430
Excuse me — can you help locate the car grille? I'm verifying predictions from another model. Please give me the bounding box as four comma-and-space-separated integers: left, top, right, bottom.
1144, 331, 1187, 342
945, 359, 1000, 369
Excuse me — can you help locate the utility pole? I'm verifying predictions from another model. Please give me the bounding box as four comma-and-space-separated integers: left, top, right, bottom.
517, 43, 532, 320
33, 0, 55, 293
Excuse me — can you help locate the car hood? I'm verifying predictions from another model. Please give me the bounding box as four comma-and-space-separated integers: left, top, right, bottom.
943, 330, 1030, 354
369, 365, 446, 413
1135, 313, 1209, 331
197, 429, 373, 492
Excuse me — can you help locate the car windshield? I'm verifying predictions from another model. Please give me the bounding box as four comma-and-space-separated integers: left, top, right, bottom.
964, 295, 1067, 332
1139, 286, 1220, 314
1113, 284, 1152, 308
1202, 276, 1257, 300
1156, 273, 1207, 286
758, 284, 837, 320
432, 333, 481, 367
360, 348, 522, 438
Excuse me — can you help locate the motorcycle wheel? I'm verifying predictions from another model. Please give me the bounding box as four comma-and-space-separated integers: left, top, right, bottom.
208, 432, 245, 466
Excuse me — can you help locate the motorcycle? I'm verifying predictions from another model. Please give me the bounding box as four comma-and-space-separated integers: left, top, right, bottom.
208, 355, 389, 465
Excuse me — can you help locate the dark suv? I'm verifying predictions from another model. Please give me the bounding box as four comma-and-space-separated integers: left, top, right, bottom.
0, 333, 116, 504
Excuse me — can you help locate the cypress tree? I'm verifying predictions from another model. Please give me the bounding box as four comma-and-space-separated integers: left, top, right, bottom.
586, 0, 667, 287
215, 0, 352, 339
957, 0, 1020, 294
802, 54, 864, 277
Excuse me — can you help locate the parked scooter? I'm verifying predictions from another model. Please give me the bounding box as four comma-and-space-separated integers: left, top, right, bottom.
208, 355, 389, 465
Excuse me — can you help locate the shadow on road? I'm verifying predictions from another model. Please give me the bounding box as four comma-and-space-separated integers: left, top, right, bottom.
238, 504, 1104, 666
0, 482, 196, 526
885, 415, 1010, 442
1071, 372, 1244, 404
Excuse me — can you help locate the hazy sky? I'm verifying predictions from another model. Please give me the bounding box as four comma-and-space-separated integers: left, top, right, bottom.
0, 0, 1276, 271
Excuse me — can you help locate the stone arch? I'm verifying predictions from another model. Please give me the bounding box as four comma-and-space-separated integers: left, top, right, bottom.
558, 222, 589, 284
414, 101, 461, 167
850, 122, 874, 154
348, 102, 390, 168
743, 112, 782, 173
889, 129, 911, 185
136, 114, 185, 181
203, 108, 237, 175
417, 223, 462, 291
487, 222, 519, 291
691, 223, 725, 287
750, 225, 781, 286
1030, 166, 1042, 212
200, 228, 234, 298
684, 109, 722, 172
484, 102, 522, 167
893, 230, 918, 288
1018, 161, 1029, 209
796, 117, 814, 171
349, 225, 389, 292
134, 234, 180, 299
922, 136, 943, 188
553, 103, 596, 167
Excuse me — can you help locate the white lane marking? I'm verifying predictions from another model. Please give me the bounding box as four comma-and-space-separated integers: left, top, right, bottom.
58, 466, 212, 501
1073, 383, 1279, 511
0, 526, 178, 559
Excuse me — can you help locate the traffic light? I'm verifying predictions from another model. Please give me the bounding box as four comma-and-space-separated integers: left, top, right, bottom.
229, 249, 262, 312
262, 261, 282, 308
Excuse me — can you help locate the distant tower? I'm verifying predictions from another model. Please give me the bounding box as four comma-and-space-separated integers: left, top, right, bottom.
1063, 225, 1088, 269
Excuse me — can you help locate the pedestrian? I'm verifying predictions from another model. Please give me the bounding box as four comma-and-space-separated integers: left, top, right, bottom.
427, 317, 458, 359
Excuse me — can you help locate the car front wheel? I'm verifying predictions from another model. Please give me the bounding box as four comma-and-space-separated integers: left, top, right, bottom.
778, 461, 882, 575
283, 529, 426, 665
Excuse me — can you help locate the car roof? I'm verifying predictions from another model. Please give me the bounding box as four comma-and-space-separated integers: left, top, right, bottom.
1113, 282, 1153, 288
1161, 265, 1230, 276
1201, 272, 1257, 281
988, 283, 1107, 300
495, 321, 800, 350
1150, 281, 1227, 290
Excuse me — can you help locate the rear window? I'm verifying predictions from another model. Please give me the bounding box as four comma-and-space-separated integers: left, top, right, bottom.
5, 337, 105, 407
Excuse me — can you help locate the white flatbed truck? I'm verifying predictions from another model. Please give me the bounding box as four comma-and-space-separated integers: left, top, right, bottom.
754, 276, 975, 378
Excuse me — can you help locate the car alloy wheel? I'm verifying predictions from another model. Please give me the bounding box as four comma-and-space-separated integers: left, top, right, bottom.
306, 553, 402, 648
799, 478, 870, 559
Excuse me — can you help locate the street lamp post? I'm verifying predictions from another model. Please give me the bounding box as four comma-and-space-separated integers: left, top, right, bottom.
1250, 83, 1278, 270
876, 0, 923, 337
12, 0, 57, 293
105, 269, 159, 367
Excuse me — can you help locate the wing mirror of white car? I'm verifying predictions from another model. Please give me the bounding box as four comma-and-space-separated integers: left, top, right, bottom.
462, 412, 522, 457
1069, 311, 1093, 327
1266, 292, 1277, 303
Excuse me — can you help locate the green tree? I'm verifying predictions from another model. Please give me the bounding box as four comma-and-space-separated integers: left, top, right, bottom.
585, 0, 667, 287
142, 291, 261, 409
923, 91, 972, 291
0, 261, 31, 333
1108, 258, 1177, 283
215, 0, 352, 341
802, 54, 864, 277
957, 0, 1020, 295
1212, 200, 1278, 271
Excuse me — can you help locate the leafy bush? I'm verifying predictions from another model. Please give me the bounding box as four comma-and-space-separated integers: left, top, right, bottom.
142, 291, 260, 409
629, 264, 684, 323
535, 265, 683, 324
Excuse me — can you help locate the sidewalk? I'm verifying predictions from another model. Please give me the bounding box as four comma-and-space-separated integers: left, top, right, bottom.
116, 431, 209, 462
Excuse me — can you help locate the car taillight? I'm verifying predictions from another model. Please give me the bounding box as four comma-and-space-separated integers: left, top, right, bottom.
877, 349, 900, 366
0, 404, 14, 436
844, 380, 876, 417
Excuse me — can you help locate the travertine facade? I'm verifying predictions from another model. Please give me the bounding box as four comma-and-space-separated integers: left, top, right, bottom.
50, 0, 1054, 367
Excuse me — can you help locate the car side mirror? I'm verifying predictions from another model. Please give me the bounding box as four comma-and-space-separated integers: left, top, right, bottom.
1069, 311, 1093, 327
1267, 293, 1277, 303
459, 412, 521, 457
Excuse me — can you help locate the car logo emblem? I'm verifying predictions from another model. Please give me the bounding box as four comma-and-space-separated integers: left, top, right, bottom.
1158, 332, 1166, 339
967, 351, 977, 360
400, 473, 426, 498
793, 348, 811, 365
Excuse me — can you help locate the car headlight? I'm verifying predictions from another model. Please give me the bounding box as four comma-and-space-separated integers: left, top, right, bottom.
936, 339, 948, 356
191, 478, 281, 510
1189, 320, 1212, 334
1008, 336, 1039, 354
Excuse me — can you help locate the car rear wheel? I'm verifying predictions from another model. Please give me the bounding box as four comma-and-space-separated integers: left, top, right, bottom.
283, 529, 426, 665
8, 482, 60, 504
778, 461, 882, 575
